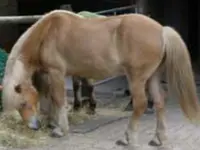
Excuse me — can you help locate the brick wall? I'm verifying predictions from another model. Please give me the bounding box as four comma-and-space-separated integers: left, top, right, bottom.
0, 0, 19, 52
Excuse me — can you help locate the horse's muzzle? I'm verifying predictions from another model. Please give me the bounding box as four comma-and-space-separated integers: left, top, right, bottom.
27, 115, 40, 130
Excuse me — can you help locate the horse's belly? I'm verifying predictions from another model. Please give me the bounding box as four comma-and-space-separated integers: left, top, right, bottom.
66, 59, 123, 80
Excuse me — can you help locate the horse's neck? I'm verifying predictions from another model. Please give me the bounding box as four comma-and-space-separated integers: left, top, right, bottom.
10, 59, 34, 84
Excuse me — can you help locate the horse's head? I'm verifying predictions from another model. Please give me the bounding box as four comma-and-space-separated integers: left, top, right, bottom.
16, 83, 40, 130
2, 81, 40, 130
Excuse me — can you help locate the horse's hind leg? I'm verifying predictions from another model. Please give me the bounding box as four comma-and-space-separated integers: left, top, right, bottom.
72, 76, 82, 111
125, 70, 148, 148
148, 73, 167, 147
49, 69, 69, 137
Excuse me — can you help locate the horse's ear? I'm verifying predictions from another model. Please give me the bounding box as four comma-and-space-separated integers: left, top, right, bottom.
14, 84, 22, 93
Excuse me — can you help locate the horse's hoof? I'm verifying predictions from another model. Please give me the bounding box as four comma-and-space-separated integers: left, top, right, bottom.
148, 139, 161, 147
50, 128, 64, 138
28, 116, 40, 130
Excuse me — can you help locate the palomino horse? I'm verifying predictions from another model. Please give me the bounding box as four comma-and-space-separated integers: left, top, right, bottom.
2, 10, 200, 148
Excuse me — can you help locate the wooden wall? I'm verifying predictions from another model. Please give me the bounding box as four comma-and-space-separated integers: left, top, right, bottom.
145, 0, 199, 65
0, 0, 19, 52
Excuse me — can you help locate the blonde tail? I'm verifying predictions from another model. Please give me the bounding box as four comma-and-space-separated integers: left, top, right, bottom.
162, 26, 200, 123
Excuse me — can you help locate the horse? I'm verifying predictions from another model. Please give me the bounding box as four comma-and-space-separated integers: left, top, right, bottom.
2, 9, 200, 148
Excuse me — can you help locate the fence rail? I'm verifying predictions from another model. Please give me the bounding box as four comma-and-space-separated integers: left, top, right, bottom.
0, 5, 136, 24
96, 5, 136, 15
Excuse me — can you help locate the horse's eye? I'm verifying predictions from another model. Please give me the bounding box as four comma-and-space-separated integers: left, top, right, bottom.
21, 102, 26, 108
21, 102, 32, 110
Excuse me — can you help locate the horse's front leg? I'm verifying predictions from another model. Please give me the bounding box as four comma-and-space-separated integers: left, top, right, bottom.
72, 76, 82, 111
49, 69, 69, 137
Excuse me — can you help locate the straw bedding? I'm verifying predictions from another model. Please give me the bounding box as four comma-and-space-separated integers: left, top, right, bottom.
0, 105, 93, 149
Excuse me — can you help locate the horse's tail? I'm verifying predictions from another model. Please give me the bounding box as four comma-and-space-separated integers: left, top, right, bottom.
162, 26, 200, 123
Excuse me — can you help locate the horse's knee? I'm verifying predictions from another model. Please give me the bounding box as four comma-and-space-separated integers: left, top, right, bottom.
133, 97, 147, 116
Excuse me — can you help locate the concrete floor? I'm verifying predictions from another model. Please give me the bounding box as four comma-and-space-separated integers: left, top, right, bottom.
1, 97, 200, 150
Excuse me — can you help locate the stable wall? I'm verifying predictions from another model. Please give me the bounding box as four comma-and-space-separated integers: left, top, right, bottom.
0, 0, 19, 52
147, 0, 199, 65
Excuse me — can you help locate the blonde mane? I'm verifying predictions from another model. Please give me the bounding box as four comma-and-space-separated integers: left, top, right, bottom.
2, 13, 50, 111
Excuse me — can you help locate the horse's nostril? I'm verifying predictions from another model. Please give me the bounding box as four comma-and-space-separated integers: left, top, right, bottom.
28, 116, 40, 130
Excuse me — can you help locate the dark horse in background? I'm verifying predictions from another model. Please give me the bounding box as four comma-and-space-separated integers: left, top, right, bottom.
72, 76, 96, 114
72, 76, 154, 114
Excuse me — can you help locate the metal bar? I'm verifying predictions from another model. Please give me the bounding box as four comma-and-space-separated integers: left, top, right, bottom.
0, 15, 41, 24
0, 5, 136, 24
96, 5, 136, 14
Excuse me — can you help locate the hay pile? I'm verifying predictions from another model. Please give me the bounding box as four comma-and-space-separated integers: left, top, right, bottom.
0, 105, 93, 149
0, 111, 50, 149
68, 109, 93, 125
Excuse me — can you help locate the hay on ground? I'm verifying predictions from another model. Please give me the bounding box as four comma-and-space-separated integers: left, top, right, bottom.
0, 105, 93, 149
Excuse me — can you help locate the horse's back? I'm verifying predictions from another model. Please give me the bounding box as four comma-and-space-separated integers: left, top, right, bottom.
42, 11, 123, 78
40, 11, 165, 79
